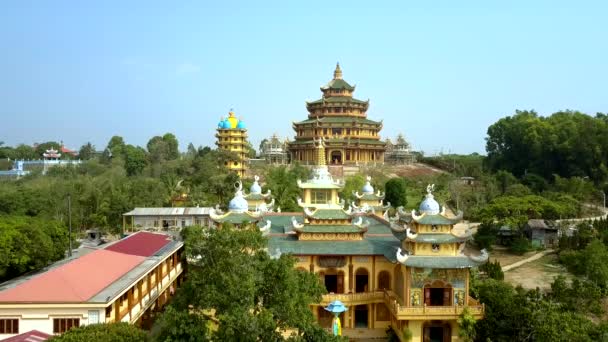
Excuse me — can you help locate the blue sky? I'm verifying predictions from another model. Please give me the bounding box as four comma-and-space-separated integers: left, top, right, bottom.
1, 0, 606, 154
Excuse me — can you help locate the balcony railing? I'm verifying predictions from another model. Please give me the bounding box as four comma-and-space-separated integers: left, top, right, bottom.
321, 291, 385, 305
383, 290, 484, 319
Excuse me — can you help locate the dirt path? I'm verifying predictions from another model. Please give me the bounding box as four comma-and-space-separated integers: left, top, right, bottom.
502, 249, 555, 272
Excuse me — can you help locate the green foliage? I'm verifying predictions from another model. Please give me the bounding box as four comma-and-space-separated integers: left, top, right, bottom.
172, 224, 335, 341
480, 260, 504, 280
384, 177, 408, 208
341, 174, 366, 205
124, 145, 148, 176
509, 236, 533, 255
151, 306, 210, 342
550, 275, 603, 315
0, 216, 69, 281
560, 239, 608, 289
49, 323, 147, 342
265, 164, 311, 212
472, 195, 580, 223
78, 142, 96, 160
457, 307, 476, 342
473, 223, 498, 250
494, 170, 518, 194
486, 110, 608, 184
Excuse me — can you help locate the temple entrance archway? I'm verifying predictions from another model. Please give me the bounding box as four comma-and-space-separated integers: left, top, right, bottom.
423, 321, 451, 342
320, 270, 344, 294
423, 280, 452, 306
355, 268, 369, 293
354, 305, 369, 328
330, 150, 343, 164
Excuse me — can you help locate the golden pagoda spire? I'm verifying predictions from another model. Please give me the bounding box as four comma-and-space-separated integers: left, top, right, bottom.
315, 138, 326, 166
333, 62, 342, 80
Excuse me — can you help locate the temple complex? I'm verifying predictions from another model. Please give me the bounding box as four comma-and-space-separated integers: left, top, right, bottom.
216, 111, 249, 178
385, 134, 416, 165
260, 134, 290, 165
262, 139, 487, 341
289, 64, 386, 165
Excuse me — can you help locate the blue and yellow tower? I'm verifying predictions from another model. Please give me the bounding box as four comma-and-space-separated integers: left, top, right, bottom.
216, 110, 249, 178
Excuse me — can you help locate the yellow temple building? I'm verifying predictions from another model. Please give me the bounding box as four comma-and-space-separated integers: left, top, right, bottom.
262, 139, 487, 342
216, 111, 249, 178
289, 64, 387, 165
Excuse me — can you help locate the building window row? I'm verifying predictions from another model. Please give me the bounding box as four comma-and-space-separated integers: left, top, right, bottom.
0, 319, 18, 334
53, 318, 80, 334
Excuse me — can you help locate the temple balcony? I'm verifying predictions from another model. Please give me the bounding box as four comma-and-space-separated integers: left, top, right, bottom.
320, 290, 484, 321
383, 290, 484, 321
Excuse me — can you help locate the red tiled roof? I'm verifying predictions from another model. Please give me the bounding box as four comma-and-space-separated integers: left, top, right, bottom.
0, 250, 145, 303
2, 329, 51, 341
105, 232, 173, 257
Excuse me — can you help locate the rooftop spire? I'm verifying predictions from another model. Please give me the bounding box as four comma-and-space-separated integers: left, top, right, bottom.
333, 62, 342, 80
315, 138, 326, 166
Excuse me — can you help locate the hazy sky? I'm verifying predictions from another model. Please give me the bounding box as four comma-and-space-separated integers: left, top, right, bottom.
1, 1, 607, 155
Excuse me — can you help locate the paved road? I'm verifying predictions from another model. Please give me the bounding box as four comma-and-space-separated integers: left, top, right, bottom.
502, 249, 555, 272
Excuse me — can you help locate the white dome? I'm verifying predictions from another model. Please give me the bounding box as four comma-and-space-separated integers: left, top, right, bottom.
228, 181, 249, 213
362, 176, 374, 194
250, 175, 262, 194
419, 194, 440, 215
229, 196, 249, 212
362, 183, 374, 194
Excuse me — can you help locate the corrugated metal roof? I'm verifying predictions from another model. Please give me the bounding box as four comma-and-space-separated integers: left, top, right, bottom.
123, 207, 212, 216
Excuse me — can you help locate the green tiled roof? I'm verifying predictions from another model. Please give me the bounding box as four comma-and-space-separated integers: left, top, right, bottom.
212, 212, 260, 224
296, 225, 362, 233
320, 79, 355, 91
295, 117, 380, 125
265, 214, 400, 261
414, 214, 461, 226
308, 209, 352, 220
410, 233, 469, 244
403, 256, 484, 269
307, 96, 366, 105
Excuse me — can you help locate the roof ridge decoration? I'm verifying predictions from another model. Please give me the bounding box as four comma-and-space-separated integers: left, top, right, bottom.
259, 220, 271, 234
291, 216, 304, 229
468, 249, 489, 263
396, 247, 409, 263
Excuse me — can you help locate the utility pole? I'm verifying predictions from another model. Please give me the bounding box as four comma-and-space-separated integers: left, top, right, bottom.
68, 194, 72, 257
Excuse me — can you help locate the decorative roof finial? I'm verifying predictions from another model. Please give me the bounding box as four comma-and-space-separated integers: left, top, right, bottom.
315, 137, 327, 166
334, 62, 342, 80
426, 184, 435, 196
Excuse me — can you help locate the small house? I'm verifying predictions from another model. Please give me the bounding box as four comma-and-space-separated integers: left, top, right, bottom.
524, 219, 557, 248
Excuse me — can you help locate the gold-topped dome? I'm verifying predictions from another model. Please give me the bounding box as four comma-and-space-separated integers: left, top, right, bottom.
227, 111, 239, 128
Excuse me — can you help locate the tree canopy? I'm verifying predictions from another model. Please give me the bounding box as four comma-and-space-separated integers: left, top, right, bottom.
486, 110, 608, 185
163, 224, 341, 341
49, 322, 147, 342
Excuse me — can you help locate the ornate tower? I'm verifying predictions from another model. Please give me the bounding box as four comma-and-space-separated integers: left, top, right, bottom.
216, 110, 249, 178
289, 63, 386, 165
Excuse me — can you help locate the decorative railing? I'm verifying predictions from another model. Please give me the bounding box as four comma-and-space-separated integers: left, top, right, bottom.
320, 291, 385, 305
382, 290, 484, 318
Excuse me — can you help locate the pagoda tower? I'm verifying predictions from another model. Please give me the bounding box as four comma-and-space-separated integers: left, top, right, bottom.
289, 63, 386, 165
351, 176, 390, 214
290, 138, 367, 240
216, 110, 249, 178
